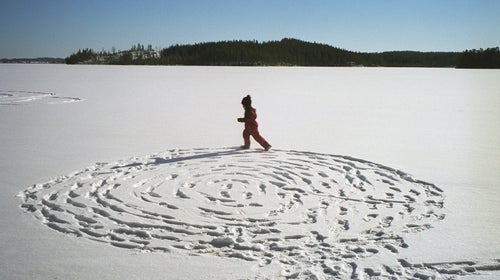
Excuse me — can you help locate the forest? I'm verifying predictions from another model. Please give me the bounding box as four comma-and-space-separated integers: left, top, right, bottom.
64, 38, 499, 68
455, 47, 500, 68
1, 57, 64, 64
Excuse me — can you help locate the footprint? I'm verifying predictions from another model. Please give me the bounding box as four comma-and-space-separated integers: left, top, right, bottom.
364, 213, 378, 221
318, 172, 328, 178
305, 209, 318, 224
302, 177, 312, 185
366, 248, 379, 254
176, 189, 189, 199
320, 200, 329, 208
338, 219, 350, 231
385, 244, 399, 253
382, 216, 394, 227
220, 191, 231, 198
259, 184, 266, 194
404, 195, 416, 202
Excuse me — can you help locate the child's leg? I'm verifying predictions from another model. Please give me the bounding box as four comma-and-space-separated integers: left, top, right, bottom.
242, 129, 251, 148
251, 131, 270, 149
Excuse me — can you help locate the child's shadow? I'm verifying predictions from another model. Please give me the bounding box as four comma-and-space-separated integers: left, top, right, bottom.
112, 147, 256, 169
149, 147, 244, 165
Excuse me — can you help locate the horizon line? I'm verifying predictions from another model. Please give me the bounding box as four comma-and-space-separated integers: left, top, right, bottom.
2, 38, 497, 60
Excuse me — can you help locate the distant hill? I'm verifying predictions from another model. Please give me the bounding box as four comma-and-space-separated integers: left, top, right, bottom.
63, 38, 499, 68
159, 39, 460, 67
160, 38, 356, 66
0, 57, 64, 64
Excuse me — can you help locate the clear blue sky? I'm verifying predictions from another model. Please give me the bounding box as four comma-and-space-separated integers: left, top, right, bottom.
1, 0, 499, 58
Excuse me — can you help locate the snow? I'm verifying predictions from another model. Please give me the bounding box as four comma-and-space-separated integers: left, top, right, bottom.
1, 64, 499, 279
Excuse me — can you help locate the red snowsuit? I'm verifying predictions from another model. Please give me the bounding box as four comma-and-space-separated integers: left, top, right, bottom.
239, 107, 270, 149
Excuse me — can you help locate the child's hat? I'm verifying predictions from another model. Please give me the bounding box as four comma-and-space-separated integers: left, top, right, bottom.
241, 95, 252, 107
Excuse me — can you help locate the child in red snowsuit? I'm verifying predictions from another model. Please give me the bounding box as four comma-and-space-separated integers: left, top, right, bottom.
237, 95, 271, 151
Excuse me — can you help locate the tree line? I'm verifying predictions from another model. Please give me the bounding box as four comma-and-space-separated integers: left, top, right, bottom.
160, 39, 355, 66
456, 47, 500, 68
65, 44, 160, 65
64, 38, 499, 68
1, 57, 64, 64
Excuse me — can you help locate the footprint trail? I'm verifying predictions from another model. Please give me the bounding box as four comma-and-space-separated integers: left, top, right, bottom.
19, 148, 497, 278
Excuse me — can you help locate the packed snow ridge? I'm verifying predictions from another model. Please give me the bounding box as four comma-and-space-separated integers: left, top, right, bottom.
19, 148, 500, 279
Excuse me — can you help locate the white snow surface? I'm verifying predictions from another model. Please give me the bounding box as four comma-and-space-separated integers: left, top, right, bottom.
1, 64, 499, 279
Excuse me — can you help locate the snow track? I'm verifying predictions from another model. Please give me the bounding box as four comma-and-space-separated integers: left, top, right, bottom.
0, 90, 81, 105
19, 148, 498, 278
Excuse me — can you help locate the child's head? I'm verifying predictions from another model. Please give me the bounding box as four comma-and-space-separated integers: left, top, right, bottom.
241, 95, 252, 108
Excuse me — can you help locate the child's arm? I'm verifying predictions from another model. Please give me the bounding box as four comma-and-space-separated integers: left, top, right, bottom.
237, 108, 255, 123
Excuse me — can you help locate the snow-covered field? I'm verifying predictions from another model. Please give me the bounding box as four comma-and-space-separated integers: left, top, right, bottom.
1, 64, 499, 279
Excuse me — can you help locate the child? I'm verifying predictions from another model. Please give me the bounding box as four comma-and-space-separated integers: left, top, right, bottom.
237, 95, 271, 151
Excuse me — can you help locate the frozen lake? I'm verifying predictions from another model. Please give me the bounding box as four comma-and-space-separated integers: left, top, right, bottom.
1, 64, 499, 279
